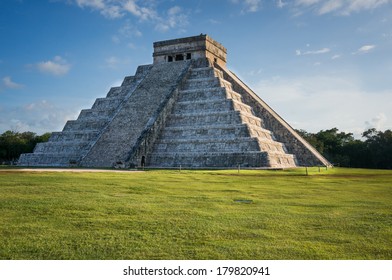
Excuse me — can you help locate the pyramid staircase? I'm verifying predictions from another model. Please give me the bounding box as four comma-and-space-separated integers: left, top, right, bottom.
147, 65, 297, 168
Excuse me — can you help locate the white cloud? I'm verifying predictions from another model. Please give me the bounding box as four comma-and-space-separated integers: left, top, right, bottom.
123, 0, 157, 21
296, 47, 331, 55
36, 56, 71, 76
318, 0, 343, 14
331, 54, 341, 59
72, 1, 186, 32
347, 0, 391, 13
232, 0, 262, 13
244, 0, 262, 12
353, 44, 376, 54
296, 0, 321, 5
76, 0, 105, 10
112, 21, 142, 44
119, 21, 142, 37
365, 112, 387, 131
101, 4, 123, 18
276, 0, 287, 8
74, 0, 159, 20
105, 56, 120, 68
75, 0, 123, 19
155, 6, 189, 33
294, 0, 392, 15
254, 75, 392, 136
2, 76, 24, 89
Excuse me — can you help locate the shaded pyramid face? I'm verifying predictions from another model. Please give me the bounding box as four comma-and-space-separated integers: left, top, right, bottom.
19, 35, 330, 168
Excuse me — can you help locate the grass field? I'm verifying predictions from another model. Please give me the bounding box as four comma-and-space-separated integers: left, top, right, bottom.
0, 167, 391, 260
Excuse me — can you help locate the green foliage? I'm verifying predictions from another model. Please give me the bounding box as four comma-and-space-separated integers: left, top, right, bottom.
0, 131, 51, 164
0, 168, 391, 260
297, 128, 392, 169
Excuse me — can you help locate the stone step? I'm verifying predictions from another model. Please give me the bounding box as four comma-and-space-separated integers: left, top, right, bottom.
63, 119, 109, 131
160, 123, 275, 141
255, 139, 287, 153
219, 78, 233, 91
183, 76, 233, 91
160, 124, 251, 139
178, 87, 242, 102
166, 111, 263, 127
18, 153, 81, 166
173, 97, 251, 115
33, 141, 92, 154
91, 97, 123, 110
246, 124, 275, 140
188, 67, 223, 79
78, 109, 116, 120
267, 152, 297, 168
155, 131, 287, 154
183, 77, 220, 89
147, 150, 296, 168
106, 86, 127, 98
49, 131, 100, 142
166, 111, 240, 126
152, 137, 261, 153
239, 111, 265, 127
147, 151, 269, 168
120, 75, 135, 87
173, 99, 233, 113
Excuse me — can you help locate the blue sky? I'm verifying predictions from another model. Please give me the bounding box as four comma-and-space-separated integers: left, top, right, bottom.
1, 0, 391, 137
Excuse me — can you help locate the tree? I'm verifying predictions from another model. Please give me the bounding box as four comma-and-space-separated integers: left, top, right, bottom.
297, 127, 392, 169
0, 131, 52, 164
363, 129, 392, 169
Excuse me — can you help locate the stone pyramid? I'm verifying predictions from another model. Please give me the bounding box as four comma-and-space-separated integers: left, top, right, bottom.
19, 34, 330, 168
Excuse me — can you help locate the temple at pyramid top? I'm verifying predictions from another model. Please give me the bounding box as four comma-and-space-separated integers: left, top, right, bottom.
153, 34, 227, 67
19, 34, 331, 168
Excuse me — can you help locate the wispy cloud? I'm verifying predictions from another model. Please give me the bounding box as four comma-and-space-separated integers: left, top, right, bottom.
293, 0, 392, 15
365, 112, 387, 131
36, 56, 71, 76
75, 0, 124, 19
112, 20, 142, 44
155, 6, 189, 33
296, 47, 331, 55
2, 76, 24, 89
72, 1, 188, 32
123, 0, 157, 21
104, 56, 132, 69
353, 44, 376, 54
276, 0, 287, 8
231, 0, 262, 13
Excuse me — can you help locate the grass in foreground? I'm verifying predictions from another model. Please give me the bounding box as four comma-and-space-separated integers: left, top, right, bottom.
0, 167, 391, 260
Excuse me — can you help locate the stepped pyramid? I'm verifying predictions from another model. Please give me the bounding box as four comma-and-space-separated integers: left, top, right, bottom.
19, 34, 330, 168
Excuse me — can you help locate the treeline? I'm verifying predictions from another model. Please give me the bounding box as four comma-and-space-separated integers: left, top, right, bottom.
297, 128, 392, 169
0, 131, 51, 164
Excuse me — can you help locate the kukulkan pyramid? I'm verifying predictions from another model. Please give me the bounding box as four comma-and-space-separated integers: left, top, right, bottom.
19, 34, 330, 168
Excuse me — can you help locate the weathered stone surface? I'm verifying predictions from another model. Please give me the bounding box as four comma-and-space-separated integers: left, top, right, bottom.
19, 34, 330, 168
80, 60, 191, 167
18, 64, 151, 166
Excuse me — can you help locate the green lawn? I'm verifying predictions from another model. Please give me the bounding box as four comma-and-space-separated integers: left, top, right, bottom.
0, 167, 391, 260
